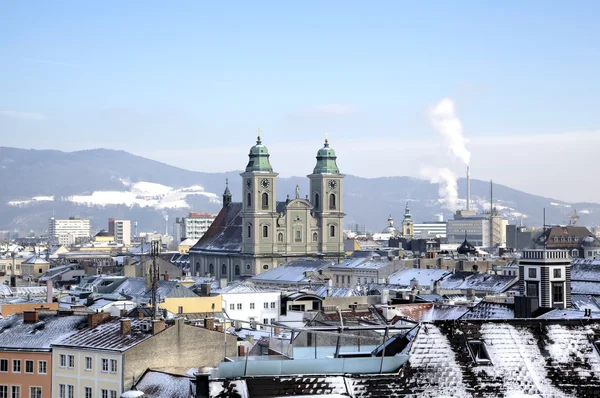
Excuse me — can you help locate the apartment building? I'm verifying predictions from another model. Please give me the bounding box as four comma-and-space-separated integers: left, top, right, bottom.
109, 219, 131, 246
48, 217, 91, 246
173, 212, 216, 242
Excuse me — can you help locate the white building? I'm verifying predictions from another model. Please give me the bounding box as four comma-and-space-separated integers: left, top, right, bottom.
447, 214, 507, 247
518, 249, 571, 309
174, 212, 216, 242
413, 221, 447, 239
48, 217, 91, 246
218, 284, 281, 330
113, 220, 131, 245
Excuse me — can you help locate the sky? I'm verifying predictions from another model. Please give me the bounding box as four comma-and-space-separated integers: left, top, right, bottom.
1, 1, 599, 203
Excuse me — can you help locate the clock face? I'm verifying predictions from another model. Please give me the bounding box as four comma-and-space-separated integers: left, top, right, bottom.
246, 179, 252, 189
328, 180, 338, 190
261, 178, 270, 189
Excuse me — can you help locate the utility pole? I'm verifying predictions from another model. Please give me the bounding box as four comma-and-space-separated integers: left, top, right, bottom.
151, 240, 160, 320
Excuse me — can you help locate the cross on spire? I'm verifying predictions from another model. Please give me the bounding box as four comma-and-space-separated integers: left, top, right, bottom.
257, 128, 262, 144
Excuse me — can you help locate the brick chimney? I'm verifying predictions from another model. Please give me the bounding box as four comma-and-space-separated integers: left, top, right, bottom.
88, 312, 111, 328
163, 272, 169, 281
205, 318, 215, 330
120, 318, 131, 335
137, 310, 145, 319
152, 319, 165, 335
23, 310, 39, 323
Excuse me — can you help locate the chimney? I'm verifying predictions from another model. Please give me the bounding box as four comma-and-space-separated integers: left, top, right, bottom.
152, 319, 165, 335
466, 166, 471, 211
219, 278, 227, 289
238, 345, 245, 356
200, 282, 211, 297
120, 318, 131, 335
326, 278, 332, 297
145, 262, 152, 292
23, 310, 39, 323
87, 312, 110, 328
248, 334, 254, 345
163, 272, 169, 281
46, 280, 53, 304
205, 318, 215, 330
137, 310, 145, 319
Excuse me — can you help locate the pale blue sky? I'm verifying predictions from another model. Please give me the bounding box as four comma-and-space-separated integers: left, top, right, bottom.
1, 1, 599, 201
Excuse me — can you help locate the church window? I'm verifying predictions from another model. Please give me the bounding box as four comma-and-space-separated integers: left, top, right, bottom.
295, 230, 302, 242
330, 225, 336, 237
262, 193, 269, 210
247, 192, 252, 207
312, 232, 318, 242
209, 264, 214, 275
195, 261, 199, 271
263, 225, 269, 238
329, 193, 336, 210
246, 264, 251, 270
222, 264, 227, 275
247, 224, 252, 238
314, 193, 320, 209
277, 233, 283, 243
235, 265, 240, 276
262, 264, 269, 270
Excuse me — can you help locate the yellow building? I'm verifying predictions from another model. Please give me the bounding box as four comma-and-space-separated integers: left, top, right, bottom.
160, 295, 222, 315
21, 255, 51, 280
178, 238, 199, 254
94, 230, 115, 243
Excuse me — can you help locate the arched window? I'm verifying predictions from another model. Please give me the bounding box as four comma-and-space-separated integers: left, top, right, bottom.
572, 249, 579, 258
209, 263, 214, 275
247, 192, 252, 207
329, 193, 336, 210
195, 261, 200, 271
277, 232, 283, 243
247, 224, 252, 238
330, 225, 336, 237
314, 193, 320, 209
263, 225, 269, 238
295, 230, 302, 242
262, 192, 269, 209
222, 264, 227, 275
235, 265, 240, 276
312, 232, 318, 242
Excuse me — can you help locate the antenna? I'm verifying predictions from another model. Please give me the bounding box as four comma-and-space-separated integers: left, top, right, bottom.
151, 240, 160, 320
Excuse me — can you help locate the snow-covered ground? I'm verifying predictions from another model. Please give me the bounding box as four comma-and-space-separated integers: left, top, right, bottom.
7, 181, 220, 210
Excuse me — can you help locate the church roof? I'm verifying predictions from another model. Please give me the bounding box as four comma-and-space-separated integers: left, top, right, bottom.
313, 139, 340, 174
246, 135, 273, 172
190, 203, 243, 253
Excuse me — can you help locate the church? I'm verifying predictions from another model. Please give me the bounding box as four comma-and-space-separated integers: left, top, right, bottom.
188, 134, 346, 280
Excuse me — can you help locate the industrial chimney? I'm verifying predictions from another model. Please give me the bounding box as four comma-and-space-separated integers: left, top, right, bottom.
466, 166, 471, 211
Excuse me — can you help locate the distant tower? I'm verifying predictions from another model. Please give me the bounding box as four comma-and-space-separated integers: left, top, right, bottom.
519, 249, 571, 310
402, 202, 414, 238
134, 221, 138, 238
222, 178, 232, 208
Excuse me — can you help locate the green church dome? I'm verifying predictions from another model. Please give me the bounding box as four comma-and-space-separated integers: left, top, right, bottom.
246, 134, 273, 172
313, 139, 340, 174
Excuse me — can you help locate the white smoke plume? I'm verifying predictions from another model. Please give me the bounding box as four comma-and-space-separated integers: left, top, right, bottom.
420, 167, 459, 211
429, 98, 471, 165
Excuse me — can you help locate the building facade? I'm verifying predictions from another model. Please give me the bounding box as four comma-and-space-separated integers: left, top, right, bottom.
174, 213, 216, 242
189, 136, 346, 280
112, 220, 131, 245
447, 214, 507, 247
413, 221, 447, 239
518, 249, 571, 309
48, 217, 91, 246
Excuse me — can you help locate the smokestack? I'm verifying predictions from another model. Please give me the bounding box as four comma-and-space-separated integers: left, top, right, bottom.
466, 166, 471, 211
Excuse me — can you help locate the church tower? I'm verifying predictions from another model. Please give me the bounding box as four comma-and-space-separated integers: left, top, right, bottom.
308, 138, 344, 260
240, 132, 278, 255
402, 202, 414, 237
222, 178, 232, 208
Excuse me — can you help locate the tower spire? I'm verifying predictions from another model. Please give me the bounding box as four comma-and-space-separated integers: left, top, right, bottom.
222, 178, 232, 208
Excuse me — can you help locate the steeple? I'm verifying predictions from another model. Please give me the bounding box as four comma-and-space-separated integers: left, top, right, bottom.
313, 136, 340, 174
222, 178, 232, 208
403, 202, 412, 223
246, 129, 273, 172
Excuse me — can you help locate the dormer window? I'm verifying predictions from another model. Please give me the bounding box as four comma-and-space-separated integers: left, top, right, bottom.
467, 341, 492, 365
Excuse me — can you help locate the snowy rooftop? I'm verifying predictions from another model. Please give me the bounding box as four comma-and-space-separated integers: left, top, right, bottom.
134, 369, 195, 398
387, 268, 452, 286
250, 259, 332, 284
0, 312, 87, 350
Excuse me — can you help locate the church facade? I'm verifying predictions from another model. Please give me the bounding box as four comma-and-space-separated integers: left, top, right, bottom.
188, 135, 345, 280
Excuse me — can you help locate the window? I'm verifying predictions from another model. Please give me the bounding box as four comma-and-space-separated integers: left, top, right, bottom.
102, 390, 108, 398
229, 303, 234, 310
235, 265, 240, 276
314, 193, 319, 209
295, 230, 301, 242
336, 275, 340, 284
38, 360, 47, 374
59, 385, 66, 398
262, 264, 269, 270
553, 268, 562, 278
329, 193, 336, 209
263, 318, 269, 325
85, 356, 92, 371
30, 387, 42, 398
262, 225, 268, 238
330, 225, 336, 237
312, 232, 318, 242
247, 225, 252, 238
246, 264, 251, 270
59, 354, 66, 368
467, 341, 492, 365
270, 318, 275, 324
552, 283, 564, 303
237, 303, 242, 310
277, 233, 283, 242
572, 249, 579, 257
250, 303, 255, 309
0, 359, 7, 372
0, 386, 6, 398
85, 387, 92, 398
13, 359, 20, 373
528, 268, 537, 278
209, 264, 214, 275
110, 391, 117, 398
526, 282, 538, 297
270, 302, 276, 309
102, 358, 109, 372
68, 355, 74, 369
25, 359, 33, 373
222, 264, 227, 275
341, 275, 345, 284
68, 386, 74, 398
263, 302, 268, 309
178, 306, 183, 314
262, 192, 269, 210
246, 192, 252, 207
11, 386, 19, 398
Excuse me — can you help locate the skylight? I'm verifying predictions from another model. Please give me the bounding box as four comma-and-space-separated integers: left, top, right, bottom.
467, 340, 492, 365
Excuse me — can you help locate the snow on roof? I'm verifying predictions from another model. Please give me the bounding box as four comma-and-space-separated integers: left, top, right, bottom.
250, 259, 332, 284
454, 273, 517, 293
55, 318, 155, 351
536, 309, 600, 319
387, 268, 452, 286
571, 281, 600, 295
213, 283, 280, 294
460, 302, 514, 320
571, 295, 600, 313
0, 312, 87, 350
134, 369, 195, 398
